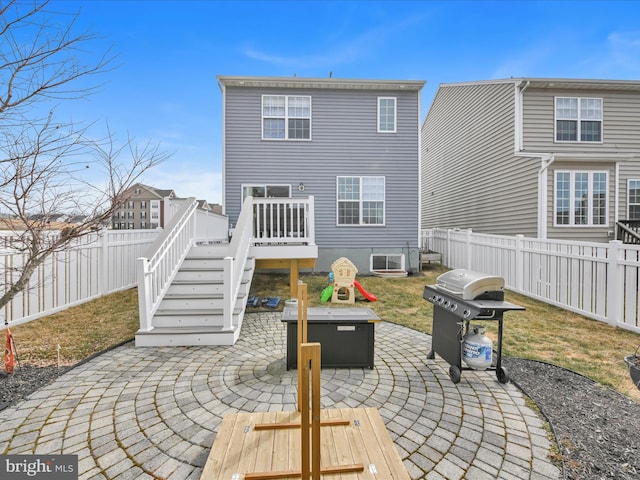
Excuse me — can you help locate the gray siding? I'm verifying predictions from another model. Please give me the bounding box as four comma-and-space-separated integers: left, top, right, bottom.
224, 85, 421, 255
421, 82, 539, 236
523, 86, 640, 240
545, 160, 617, 242
523, 88, 640, 153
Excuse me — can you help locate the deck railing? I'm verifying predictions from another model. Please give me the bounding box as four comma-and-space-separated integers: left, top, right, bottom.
223, 196, 255, 331
137, 198, 199, 331
251, 196, 315, 245
617, 220, 640, 244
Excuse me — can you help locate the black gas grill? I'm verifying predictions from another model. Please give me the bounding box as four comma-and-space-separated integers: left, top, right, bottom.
423, 269, 525, 384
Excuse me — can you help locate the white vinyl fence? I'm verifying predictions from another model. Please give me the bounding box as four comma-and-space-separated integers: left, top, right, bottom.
422, 228, 640, 334
1, 229, 159, 328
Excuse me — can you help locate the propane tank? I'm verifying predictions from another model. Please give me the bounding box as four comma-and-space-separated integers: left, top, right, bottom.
462, 325, 493, 370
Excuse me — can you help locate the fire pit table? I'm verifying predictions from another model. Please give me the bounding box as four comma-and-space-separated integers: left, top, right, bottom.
281, 306, 380, 369
423, 269, 525, 384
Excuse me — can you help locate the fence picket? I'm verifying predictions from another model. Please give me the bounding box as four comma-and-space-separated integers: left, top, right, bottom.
1, 230, 159, 328
422, 229, 640, 334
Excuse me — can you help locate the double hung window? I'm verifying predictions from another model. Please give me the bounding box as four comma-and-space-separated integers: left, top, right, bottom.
629, 180, 640, 220
377, 97, 396, 133
555, 97, 602, 142
555, 171, 608, 226
337, 176, 385, 225
262, 95, 311, 140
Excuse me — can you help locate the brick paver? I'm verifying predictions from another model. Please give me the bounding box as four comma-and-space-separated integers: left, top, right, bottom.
0, 312, 562, 480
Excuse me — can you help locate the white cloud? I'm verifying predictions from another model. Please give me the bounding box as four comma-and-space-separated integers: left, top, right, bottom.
604, 30, 640, 74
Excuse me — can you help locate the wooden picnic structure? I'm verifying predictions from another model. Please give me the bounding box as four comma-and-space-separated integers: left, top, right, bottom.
200, 283, 410, 480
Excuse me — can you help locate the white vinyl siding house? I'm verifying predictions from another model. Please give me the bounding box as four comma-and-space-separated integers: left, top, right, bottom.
219, 76, 425, 272
422, 78, 640, 243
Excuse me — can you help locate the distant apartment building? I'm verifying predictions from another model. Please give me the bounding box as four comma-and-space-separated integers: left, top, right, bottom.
111, 184, 223, 230
112, 184, 176, 230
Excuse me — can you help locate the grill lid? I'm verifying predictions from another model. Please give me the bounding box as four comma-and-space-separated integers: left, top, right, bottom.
435, 269, 504, 300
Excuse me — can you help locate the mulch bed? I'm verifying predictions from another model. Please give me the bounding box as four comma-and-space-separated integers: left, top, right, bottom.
504, 357, 640, 479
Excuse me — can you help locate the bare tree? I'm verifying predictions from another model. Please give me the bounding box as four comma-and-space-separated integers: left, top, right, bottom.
0, 1, 169, 312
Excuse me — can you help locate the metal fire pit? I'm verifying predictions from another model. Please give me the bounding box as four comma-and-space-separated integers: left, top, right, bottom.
423, 269, 525, 384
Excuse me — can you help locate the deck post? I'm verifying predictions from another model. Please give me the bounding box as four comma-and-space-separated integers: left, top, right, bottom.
136, 257, 153, 332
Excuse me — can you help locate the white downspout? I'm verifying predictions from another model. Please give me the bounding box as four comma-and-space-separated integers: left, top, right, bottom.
614, 161, 620, 225
218, 79, 227, 216
538, 154, 555, 239
514, 80, 530, 152
515, 80, 554, 239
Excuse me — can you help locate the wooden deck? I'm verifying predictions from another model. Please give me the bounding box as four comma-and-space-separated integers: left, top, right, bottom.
200, 407, 410, 480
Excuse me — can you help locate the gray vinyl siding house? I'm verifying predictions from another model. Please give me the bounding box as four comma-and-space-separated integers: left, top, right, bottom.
421, 78, 640, 242
218, 76, 425, 273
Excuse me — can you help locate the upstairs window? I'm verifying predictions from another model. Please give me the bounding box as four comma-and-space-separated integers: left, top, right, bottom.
555, 170, 608, 226
262, 95, 311, 140
337, 176, 385, 225
378, 97, 396, 133
555, 97, 602, 142
629, 180, 640, 220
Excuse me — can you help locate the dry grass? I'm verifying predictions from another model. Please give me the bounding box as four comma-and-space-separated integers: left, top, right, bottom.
252, 267, 640, 403
6, 267, 640, 403
8, 289, 139, 367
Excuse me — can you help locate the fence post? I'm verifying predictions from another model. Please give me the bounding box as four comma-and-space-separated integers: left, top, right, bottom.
515, 234, 524, 294
223, 256, 234, 331
606, 240, 623, 327
137, 257, 153, 332
100, 231, 110, 295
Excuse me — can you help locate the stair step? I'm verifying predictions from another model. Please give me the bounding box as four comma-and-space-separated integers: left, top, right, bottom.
164, 293, 223, 300
154, 307, 244, 317
135, 326, 238, 346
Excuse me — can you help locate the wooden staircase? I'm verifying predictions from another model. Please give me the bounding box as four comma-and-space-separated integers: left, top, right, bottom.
135, 244, 255, 346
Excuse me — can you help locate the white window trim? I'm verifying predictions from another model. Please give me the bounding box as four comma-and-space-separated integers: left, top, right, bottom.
377, 96, 397, 133
554, 170, 609, 227
554, 96, 603, 144
370, 253, 405, 273
241, 184, 292, 203
261, 95, 312, 141
628, 179, 640, 220
336, 176, 386, 226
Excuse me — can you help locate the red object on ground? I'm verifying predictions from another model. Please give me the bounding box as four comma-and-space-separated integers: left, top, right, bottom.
4, 328, 15, 374
353, 280, 377, 302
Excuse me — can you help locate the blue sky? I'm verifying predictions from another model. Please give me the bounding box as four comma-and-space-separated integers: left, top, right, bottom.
46, 0, 640, 204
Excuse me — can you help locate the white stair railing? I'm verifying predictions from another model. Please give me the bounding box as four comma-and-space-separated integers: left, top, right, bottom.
137, 198, 198, 331
223, 196, 254, 331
